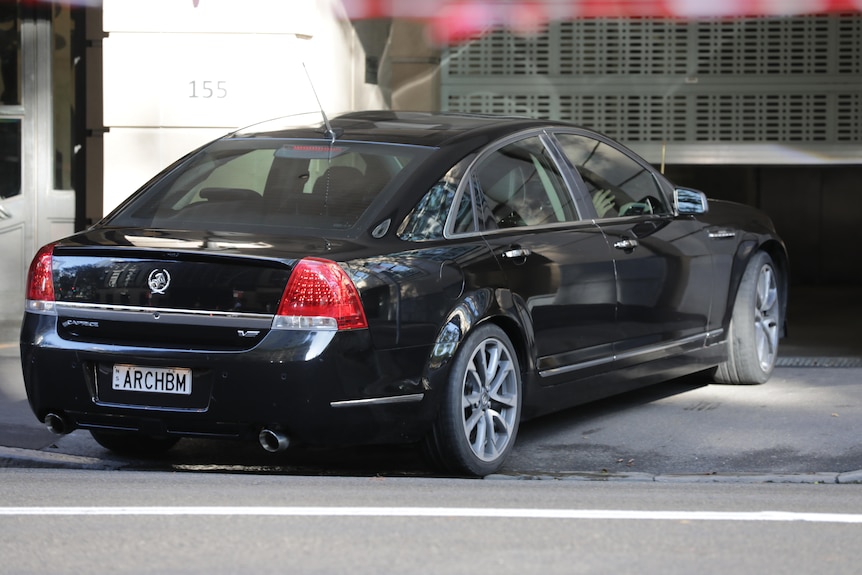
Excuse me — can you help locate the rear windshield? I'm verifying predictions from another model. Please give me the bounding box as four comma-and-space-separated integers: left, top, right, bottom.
106, 139, 432, 233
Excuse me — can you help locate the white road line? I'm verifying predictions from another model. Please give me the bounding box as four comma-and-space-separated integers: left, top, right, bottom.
1, 507, 861, 523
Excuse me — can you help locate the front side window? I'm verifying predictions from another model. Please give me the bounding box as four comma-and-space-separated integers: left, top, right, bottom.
555, 133, 669, 218
471, 136, 578, 231
107, 140, 431, 233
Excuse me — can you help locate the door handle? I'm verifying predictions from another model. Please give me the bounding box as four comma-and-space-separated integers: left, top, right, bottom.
0, 205, 10, 220
613, 238, 639, 251
502, 247, 531, 259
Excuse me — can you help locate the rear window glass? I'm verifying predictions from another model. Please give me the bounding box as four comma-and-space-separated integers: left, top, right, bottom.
106, 139, 432, 233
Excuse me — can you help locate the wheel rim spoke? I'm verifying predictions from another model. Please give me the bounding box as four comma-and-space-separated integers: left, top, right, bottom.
489, 361, 516, 407
753, 265, 779, 370
471, 412, 487, 454
483, 343, 501, 382
481, 411, 501, 459
755, 320, 775, 366
464, 406, 483, 433
489, 409, 511, 442
757, 267, 778, 314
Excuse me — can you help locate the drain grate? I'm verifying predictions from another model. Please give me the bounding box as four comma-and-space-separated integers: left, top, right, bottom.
776, 356, 862, 368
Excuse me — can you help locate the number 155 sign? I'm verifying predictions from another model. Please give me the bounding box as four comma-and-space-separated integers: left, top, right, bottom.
189, 80, 228, 99
104, 33, 304, 128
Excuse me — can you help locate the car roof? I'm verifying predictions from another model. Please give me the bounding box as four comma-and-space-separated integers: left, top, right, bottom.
232, 110, 571, 148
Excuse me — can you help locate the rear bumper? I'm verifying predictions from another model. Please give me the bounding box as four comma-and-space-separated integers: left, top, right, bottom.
20, 313, 438, 446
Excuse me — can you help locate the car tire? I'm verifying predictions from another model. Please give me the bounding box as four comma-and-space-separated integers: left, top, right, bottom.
425, 323, 522, 477
90, 429, 180, 456
714, 251, 781, 385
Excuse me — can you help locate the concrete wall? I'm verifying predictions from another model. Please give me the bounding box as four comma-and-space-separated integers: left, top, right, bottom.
100, 0, 385, 215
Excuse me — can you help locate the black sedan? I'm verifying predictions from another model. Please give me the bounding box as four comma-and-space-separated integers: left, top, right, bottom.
21, 111, 787, 476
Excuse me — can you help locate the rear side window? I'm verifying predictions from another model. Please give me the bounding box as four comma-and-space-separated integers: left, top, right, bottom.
398, 136, 580, 242
397, 157, 474, 241
107, 140, 431, 233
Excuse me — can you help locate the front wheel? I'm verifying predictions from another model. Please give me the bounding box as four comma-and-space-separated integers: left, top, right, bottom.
425, 324, 522, 477
714, 251, 781, 385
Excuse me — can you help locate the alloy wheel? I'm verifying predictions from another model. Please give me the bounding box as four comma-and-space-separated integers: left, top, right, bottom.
460, 337, 519, 462
754, 263, 780, 372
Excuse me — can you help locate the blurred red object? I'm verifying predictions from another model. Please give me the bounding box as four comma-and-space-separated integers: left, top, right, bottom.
342, 0, 862, 42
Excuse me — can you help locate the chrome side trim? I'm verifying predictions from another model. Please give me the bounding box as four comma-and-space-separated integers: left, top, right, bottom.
330, 393, 425, 408
54, 302, 273, 329
539, 332, 715, 378
540, 354, 615, 377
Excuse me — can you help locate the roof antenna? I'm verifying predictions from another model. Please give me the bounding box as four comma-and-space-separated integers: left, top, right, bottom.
302, 62, 336, 144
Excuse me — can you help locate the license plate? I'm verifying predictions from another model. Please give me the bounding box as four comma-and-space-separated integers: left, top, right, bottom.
112, 364, 192, 395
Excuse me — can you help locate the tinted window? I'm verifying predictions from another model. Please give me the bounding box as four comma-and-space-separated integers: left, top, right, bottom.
472, 136, 578, 230
398, 157, 473, 241
556, 133, 669, 218
107, 140, 432, 233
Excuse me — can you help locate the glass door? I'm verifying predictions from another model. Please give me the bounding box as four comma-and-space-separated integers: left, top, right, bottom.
0, 2, 76, 322
0, 2, 28, 322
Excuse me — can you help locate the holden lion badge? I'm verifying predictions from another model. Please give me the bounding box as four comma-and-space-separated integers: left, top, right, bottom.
147, 269, 171, 294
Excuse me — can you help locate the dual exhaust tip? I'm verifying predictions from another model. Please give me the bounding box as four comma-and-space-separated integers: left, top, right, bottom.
258, 428, 290, 452
45, 412, 290, 454
44, 412, 72, 435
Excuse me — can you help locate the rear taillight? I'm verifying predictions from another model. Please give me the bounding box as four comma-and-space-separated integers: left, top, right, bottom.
273, 257, 368, 331
25, 243, 56, 313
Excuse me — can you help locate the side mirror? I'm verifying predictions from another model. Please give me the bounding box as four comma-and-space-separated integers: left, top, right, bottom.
674, 188, 708, 215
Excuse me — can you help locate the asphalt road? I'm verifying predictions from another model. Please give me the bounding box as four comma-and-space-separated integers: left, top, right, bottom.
3, 469, 862, 575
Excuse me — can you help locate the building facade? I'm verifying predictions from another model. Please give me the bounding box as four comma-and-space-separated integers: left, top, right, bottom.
1, 1, 860, 321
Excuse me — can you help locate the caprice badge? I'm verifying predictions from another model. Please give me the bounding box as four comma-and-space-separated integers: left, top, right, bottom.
147, 268, 171, 294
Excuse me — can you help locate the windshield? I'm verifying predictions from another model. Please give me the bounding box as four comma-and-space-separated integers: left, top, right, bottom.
106, 139, 433, 233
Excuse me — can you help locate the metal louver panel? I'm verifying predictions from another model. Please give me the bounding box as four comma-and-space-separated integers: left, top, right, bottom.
441, 15, 862, 164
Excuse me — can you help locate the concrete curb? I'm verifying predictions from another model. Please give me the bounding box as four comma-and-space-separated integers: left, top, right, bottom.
4, 445, 862, 483
488, 470, 862, 484
837, 470, 862, 484
0, 446, 120, 471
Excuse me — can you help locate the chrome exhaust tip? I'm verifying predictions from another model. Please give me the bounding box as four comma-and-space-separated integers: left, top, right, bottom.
44, 412, 71, 435
258, 428, 290, 452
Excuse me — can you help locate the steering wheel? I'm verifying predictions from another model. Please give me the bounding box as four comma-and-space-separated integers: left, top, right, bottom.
619, 201, 653, 216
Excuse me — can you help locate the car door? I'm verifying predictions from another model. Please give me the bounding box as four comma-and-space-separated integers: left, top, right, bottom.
466, 133, 621, 382
553, 131, 715, 364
